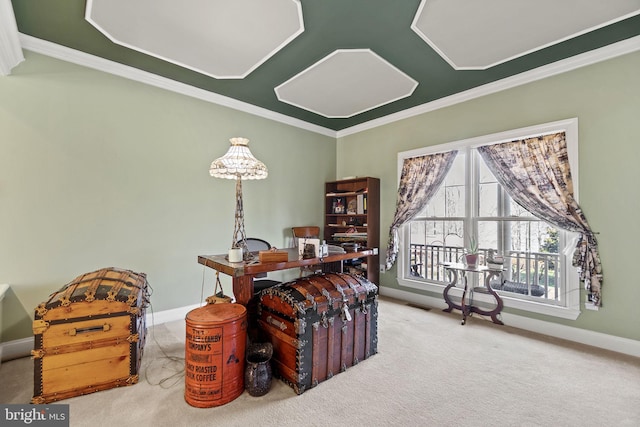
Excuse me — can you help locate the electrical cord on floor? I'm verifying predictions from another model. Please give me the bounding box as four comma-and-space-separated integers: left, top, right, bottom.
144, 300, 186, 389
143, 266, 219, 388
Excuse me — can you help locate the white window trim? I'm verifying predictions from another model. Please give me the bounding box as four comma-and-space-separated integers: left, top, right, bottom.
396, 118, 581, 320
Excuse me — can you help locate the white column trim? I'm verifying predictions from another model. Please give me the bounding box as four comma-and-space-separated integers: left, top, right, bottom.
0, 0, 24, 75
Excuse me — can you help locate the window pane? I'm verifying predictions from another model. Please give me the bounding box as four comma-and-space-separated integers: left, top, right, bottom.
424, 152, 465, 218
478, 219, 561, 300
409, 219, 464, 280
478, 159, 499, 217
430, 221, 464, 248
477, 153, 536, 218
479, 182, 499, 217
477, 220, 498, 250
508, 220, 547, 252
507, 198, 533, 217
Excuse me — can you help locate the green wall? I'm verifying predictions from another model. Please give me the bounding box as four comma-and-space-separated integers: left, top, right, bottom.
0, 52, 335, 342
337, 51, 640, 341
2, 49, 639, 345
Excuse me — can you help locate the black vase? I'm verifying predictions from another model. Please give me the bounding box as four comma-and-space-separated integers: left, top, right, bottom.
244, 342, 273, 397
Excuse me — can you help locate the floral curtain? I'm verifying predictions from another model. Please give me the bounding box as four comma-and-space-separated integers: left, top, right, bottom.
385, 150, 458, 270
477, 132, 603, 306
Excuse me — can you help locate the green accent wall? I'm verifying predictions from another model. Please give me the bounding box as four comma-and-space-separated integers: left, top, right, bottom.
337, 51, 640, 341
2, 49, 639, 345
0, 52, 335, 342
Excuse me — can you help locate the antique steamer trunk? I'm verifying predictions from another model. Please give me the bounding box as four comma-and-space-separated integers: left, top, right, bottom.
257, 272, 378, 394
31, 267, 150, 404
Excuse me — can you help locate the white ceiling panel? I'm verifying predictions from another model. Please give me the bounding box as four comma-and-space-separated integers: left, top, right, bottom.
412, 0, 640, 69
86, 0, 304, 78
275, 49, 418, 118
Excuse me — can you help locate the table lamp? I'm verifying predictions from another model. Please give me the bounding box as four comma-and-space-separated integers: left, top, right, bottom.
210, 137, 268, 261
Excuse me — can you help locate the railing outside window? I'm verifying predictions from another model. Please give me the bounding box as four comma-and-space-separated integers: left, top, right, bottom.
409, 243, 561, 301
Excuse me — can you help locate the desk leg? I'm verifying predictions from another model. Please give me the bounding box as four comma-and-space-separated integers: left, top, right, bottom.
233, 276, 258, 341
233, 276, 254, 306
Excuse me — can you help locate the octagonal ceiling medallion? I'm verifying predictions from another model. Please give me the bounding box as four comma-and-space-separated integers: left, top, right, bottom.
412, 0, 640, 70
275, 49, 418, 118
86, 0, 304, 79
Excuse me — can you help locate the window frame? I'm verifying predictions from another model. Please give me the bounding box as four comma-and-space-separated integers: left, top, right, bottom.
395, 118, 581, 320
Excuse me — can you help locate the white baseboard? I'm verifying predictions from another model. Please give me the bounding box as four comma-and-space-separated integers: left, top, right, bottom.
145, 302, 202, 327
0, 302, 203, 362
5, 292, 638, 361
1, 337, 32, 362
380, 287, 640, 358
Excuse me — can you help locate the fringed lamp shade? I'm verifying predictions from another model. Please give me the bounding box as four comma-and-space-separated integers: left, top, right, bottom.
209, 137, 268, 180
210, 137, 268, 259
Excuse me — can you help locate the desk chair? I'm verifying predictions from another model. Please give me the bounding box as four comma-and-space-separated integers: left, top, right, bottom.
241, 238, 282, 294
291, 226, 321, 241
291, 226, 322, 276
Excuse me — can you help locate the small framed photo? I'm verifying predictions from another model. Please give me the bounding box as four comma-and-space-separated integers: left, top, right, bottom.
332, 197, 345, 214
347, 199, 357, 214
298, 238, 320, 259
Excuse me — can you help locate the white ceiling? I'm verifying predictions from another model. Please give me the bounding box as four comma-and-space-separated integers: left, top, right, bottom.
412, 0, 640, 69
83, 0, 640, 119
86, 0, 304, 78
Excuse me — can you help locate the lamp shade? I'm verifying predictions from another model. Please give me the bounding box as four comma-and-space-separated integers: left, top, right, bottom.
210, 137, 268, 180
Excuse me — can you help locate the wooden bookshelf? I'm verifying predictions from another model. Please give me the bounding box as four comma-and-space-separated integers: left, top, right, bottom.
324, 177, 380, 284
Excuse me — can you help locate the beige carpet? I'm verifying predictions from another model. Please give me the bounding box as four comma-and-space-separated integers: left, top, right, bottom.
1, 297, 639, 427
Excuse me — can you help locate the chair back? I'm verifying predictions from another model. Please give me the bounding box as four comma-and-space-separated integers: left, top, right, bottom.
244, 238, 271, 252
291, 226, 320, 241
291, 226, 322, 277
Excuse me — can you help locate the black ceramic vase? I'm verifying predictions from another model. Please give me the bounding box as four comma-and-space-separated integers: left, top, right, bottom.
244, 342, 273, 397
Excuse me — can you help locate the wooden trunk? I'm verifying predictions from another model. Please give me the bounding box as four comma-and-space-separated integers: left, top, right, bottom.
31, 267, 150, 404
257, 272, 378, 394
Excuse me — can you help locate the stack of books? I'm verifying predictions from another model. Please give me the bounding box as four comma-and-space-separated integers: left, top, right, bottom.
332, 232, 368, 242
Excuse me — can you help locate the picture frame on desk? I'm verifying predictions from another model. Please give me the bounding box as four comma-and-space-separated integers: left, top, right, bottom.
298, 238, 320, 259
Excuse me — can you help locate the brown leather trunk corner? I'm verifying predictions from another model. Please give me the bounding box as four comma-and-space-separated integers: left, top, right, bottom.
257, 272, 378, 394
31, 267, 150, 404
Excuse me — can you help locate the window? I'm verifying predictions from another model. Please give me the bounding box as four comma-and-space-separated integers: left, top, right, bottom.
397, 119, 580, 319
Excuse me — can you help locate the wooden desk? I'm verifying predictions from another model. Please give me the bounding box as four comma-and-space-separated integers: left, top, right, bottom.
198, 247, 378, 306
441, 262, 504, 325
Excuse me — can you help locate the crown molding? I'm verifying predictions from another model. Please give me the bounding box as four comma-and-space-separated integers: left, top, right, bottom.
13, 31, 640, 139
18, 34, 337, 138
337, 35, 640, 138
0, 0, 24, 75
